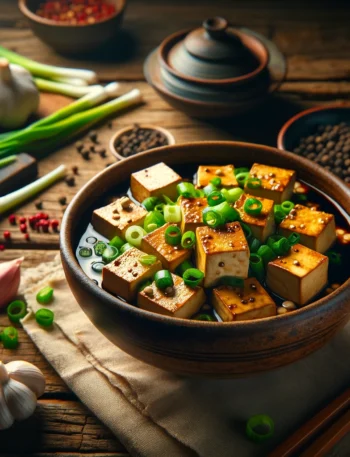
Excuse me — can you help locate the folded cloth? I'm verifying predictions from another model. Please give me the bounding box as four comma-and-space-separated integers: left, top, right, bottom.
21, 255, 350, 457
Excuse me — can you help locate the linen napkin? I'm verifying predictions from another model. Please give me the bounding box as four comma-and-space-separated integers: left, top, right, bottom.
21, 255, 350, 457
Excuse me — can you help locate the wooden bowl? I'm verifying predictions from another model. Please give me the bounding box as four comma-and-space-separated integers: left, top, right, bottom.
109, 124, 176, 161
60, 142, 350, 378
19, 0, 126, 54
277, 103, 350, 151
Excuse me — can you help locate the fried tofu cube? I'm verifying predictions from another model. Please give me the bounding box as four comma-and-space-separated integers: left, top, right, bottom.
131, 162, 182, 203
179, 196, 208, 233
196, 164, 238, 188
138, 273, 205, 319
279, 204, 336, 253
245, 163, 296, 204
212, 278, 276, 321
266, 244, 328, 305
141, 223, 191, 271
92, 197, 147, 239
234, 193, 275, 242
102, 247, 162, 301
196, 222, 250, 288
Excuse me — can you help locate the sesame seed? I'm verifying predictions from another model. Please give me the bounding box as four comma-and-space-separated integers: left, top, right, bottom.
293, 260, 300, 266
218, 262, 225, 267
277, 307, 288, 315
300, 224, 305, 229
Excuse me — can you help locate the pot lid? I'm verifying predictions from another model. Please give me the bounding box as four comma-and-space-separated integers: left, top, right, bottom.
166, 17, 261, 81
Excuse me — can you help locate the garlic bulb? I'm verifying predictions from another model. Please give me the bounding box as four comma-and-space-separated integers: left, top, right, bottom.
0, 360, 45, 430
0, 58, 39, 129
0, 257, 23, 309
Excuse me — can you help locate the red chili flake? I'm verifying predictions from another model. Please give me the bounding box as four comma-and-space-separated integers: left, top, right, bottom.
19, 216, 27, 224
3, 231, 11, 240
20, 223, 27, 234
0, 244, 5, 251
51, 219, 60, 231
8, 214, 16, 225
36, 0, 116, 24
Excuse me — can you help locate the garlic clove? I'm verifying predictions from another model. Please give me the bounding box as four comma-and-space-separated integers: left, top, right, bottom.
6, 360, 45, 398
0, 383, 14, 430
3, 378, 37, 421
0, 257, 24, 308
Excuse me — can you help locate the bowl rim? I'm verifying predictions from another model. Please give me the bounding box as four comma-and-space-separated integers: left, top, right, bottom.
109, 124, 176, 160
158, 28, 270, 86
18, 0, 126, 27
61, 141, 350, 330
277, 102, 350, 150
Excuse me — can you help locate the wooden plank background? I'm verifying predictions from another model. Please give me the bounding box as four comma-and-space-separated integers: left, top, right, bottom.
0, 0, 349, 455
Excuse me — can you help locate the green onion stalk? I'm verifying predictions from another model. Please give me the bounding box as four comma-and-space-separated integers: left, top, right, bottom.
35, 77, 104, 98
0, 45, 98, 84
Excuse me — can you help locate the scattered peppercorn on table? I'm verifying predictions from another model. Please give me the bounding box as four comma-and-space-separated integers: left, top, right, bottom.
0, 0, 349, 455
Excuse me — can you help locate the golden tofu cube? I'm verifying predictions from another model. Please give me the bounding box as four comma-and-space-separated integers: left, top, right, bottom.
92, 197, 147, 240
266, 243, 328, 305
130, 162, 182, 203
138, 273, 206, 319
179, 196, 208, 233
141, 223, 191, 271
196, 222, 250, 288
245, 163, 296, 204
196, 164, 238, 188
212, 278, 276, 322
234, 193, 275, 242
279, 204, 336, 253
102, 247, 162, 302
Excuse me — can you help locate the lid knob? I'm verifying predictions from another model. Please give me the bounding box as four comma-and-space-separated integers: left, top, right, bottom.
203, 17, 228, 39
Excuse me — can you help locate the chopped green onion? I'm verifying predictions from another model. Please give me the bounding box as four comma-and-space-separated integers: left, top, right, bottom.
79, 247, 92, 258
163, 195, 176, 205
125, 225, 146, 248
202, 208, 225, 228
271, 237, 290, 256
281, 200, 295, 215
120, 243, 133, 254
203, 183, 218, 197
274, 205, 286, 224
36, 286, 54, 304
221, 187, 244, 203
140, 255, 157, 266
212, 201, 241, 222
267, 235, 283, 250
193, 313, 215, 321
293, 193, 308, 203
183, 268, 204, 287
249, 237, 261, 253
234, 167, 249, 176
326, 250, 342, 265
165, 225, 182, 245
94, 241, 107, 256
138, 280, 152, 292
240, 222, 253, 241
210, 177, 222, 187
244, 198, 263, 216
246, 414, 274, 443
0, 155, 16, 169
109, 236, 125, 250
0, 165, 66, 215
35, 309, 54, 327
155, 270, 173, 289
7, 300, 27, 323
236, 172, 249, 187
154, 203, 165, 213
194, 189, 205, 198
164, 205, 182, 223
288, 232, 300, 246
1, 326, 19, 349
86, 237, 97, 244
181, 231, 196, 249
144, 211, 165, 233
219, 276, 244, 288
142, 197, 160, 211
257, 245, 276, 266
91, 261, 105, 273
249, 254, 265, 281
102, 246, 119, 264
207, 191, 225, 206
175, 260, 194, 277
177, 182, 197, 198
246, 177, 262, 189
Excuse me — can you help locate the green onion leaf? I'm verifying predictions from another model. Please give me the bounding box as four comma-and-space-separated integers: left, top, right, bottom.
142, 197, 160, 211
221, 187, 244, 203
165, 225, 181, 245
183, 268, 204, 287
288, 232, 300, 246
210, 177, 222, 187
234, 167, 250, 176
246, 177, 262, 189
281, 200, 295, 215
7, 300, 27, 323
120, 243, 133, 254
244, 198, 263, 216
219, 276, 244, 288
144, 211, 165, 233
193, 313, 215, 321
102, 246, 119, 264
140, 255, 157, 266
249, 254, 265, 281
109, 236, 125, 250
236, 172, 250, 187
175, 260, 194, 277
35, 309, 54, 327
271, 237, 290, 256
207, 191, 225, 207
1, 326, 19, 349
155, 270, 173, 289
181, 231, 196, 249
36, 286, 54, 305
257, 245, 276, 266
94, 241, 107, 256
177, 182, 197, 198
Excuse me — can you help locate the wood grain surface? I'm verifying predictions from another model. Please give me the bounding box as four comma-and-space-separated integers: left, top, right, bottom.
0, 0, 349, 455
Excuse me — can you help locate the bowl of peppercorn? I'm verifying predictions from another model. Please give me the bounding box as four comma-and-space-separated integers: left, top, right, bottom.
278, 104, 350, 184
109, 124, 175, 160
19, 0, 126, 54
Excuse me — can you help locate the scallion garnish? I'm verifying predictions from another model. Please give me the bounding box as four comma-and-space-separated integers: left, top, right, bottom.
181, 231, 196, 249
240, 222, 253, 241
164, 205, 182, 223
142, 196, 160, 211
125, 225, 146, 248
244, 198, 263, 216
94, 241, 107, 256
202, 208, 225, 228
213, 201, 241, 222
144, 211, 165, 233
326, 250, 342, 265
288, 232, 300, 246
249, 254, 264, 281
91, 261, 105, 273
234, 167, 249, 176
249, 237, 261, 253
109, 236, 125, 250
140, 255, 157, 266
274, 205, 286, 224
236, 172, 250, 187
271, 237, 290, 256
246, 177, 262, 189
79, 247, 93, 258
120, 243, 133, 254
210, 177, 222, 187
281, 200, 295, 215
36, 286, 54, 304
203, 183, 217, 197
207, 191, 225, 206
154, 203, 165, 213
1, 326, 19, 349
175, 260, 194, 277
193, 313, 215, 321
165, 225, 181, 245
177, 182, 197, 198
219, 276, 244, 288
246, 414, 274, 443
257, 245, 276, 266
7, 300, 27, 323
35, 309, 54, 327
102, 246, 119, 264
154, 270, 173, 290
221, 187, 244, 203
183, 268, 204, 287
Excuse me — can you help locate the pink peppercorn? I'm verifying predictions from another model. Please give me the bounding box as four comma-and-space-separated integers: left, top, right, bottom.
0, 244, 5, 251
20, 223, 27, 234
8, 214, 16, 225
19, 216, 26, 224
51, 219, 60, 231
41, 220, 50, 233
29, 216, 37, 228
3, 231, 11, 240
24, 233, 30, 241
40, 213, 49, 220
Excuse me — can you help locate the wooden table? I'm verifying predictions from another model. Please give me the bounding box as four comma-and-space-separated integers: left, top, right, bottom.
0, 1, 349, 455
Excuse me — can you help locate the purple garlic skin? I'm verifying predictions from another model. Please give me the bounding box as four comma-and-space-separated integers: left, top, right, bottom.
0, 257, 23, 308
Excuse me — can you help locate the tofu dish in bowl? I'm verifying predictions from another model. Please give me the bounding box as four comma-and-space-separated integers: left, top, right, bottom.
75, 161, 349, 323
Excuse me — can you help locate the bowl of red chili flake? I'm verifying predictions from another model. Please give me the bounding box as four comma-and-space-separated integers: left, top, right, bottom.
19, 0, 126, 54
